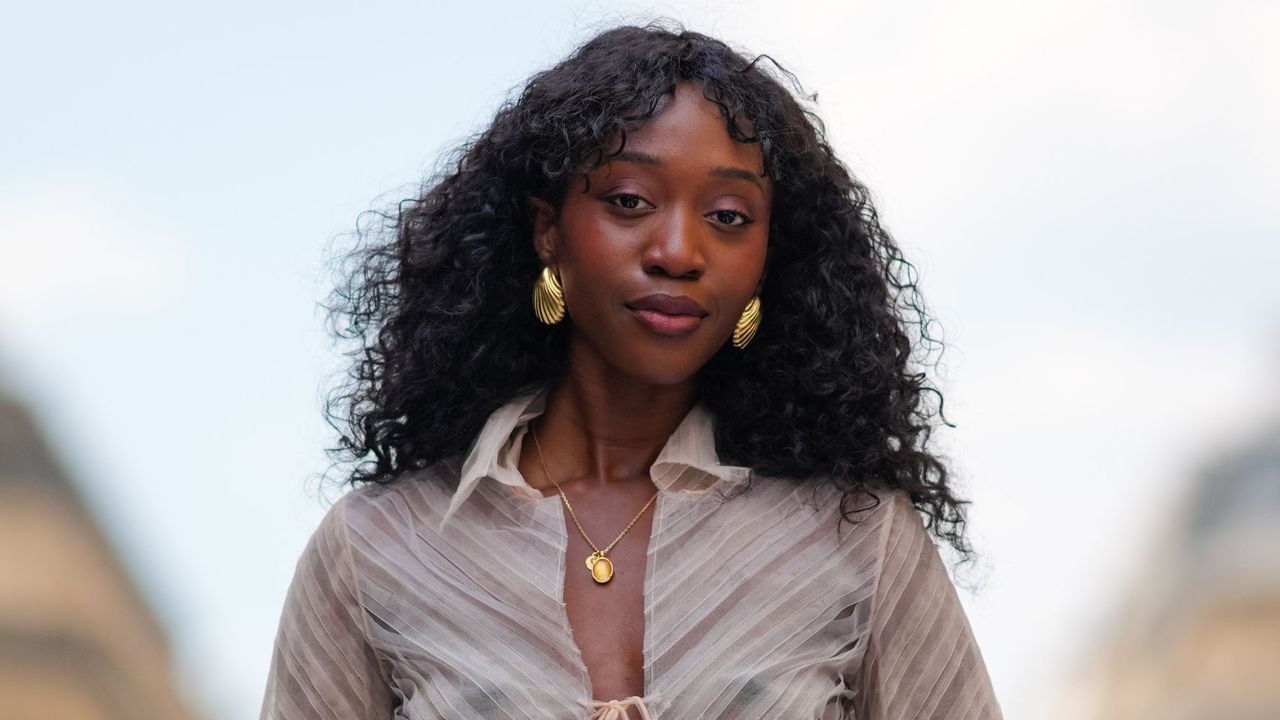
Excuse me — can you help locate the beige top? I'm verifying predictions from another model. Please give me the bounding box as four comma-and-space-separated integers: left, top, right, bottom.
260, 385, 1002, 719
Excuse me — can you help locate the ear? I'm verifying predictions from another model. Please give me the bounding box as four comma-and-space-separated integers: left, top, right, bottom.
527, 196, 559, 266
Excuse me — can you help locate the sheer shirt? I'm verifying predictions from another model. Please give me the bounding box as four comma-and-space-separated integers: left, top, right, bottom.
260, 385, 1002, 719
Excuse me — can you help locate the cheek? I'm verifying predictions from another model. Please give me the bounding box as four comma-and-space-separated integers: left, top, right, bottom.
733, 235, 769, 290
558, 200, 605, 251
556, 218, 629, 313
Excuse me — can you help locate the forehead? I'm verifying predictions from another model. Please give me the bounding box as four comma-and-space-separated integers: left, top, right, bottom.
592, 82, 768, 181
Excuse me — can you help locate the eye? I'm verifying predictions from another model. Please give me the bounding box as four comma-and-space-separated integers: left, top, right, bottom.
708, 209, 754, 228
604, 193, 654, 212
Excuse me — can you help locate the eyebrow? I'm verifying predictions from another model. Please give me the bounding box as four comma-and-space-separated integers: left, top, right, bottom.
607, 149, 767, 190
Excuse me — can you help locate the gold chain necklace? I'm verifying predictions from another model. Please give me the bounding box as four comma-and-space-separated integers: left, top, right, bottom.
530, 423, 659, 584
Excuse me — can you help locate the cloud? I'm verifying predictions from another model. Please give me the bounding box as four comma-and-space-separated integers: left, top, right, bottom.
947, 323, 1276, 717
0, 181, 191, 331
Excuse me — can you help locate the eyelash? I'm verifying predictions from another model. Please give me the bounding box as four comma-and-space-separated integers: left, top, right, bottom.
604, 193, 754, 228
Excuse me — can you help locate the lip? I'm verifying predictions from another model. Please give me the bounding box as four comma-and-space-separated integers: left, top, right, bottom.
625, 293, 709, 317
625, 294, 708, 337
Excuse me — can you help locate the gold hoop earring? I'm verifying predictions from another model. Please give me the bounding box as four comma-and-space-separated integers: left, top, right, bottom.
532, 266, 566, 325
732, 295, 761, 349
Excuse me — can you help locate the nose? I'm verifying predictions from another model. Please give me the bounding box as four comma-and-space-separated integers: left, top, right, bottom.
641, 204, 706, 279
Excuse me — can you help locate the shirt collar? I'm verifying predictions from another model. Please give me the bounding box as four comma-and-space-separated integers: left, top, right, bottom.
438, 384, 752, 530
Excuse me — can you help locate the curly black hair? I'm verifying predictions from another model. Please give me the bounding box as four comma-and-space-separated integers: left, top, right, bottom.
324, 20, 972, 559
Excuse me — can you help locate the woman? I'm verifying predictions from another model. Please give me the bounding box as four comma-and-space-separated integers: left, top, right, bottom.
261, 22, 1002, 720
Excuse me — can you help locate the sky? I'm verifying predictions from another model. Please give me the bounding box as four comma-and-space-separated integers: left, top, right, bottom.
2, 1, 1277, 718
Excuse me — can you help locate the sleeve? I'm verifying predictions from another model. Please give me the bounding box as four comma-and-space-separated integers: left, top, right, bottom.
259, 492, 398, 719
853, 492, 1003, 719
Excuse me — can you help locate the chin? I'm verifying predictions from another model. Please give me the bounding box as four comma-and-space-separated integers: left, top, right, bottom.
573, 328, 715, 387
624, 353, 713, 387
618, 365, 694, 388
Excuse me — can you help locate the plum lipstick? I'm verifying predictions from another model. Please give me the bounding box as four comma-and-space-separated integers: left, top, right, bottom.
625, 293, 708, 337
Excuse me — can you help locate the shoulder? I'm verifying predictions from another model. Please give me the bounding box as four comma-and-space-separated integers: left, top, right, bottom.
850, 488, 937, 562
861, 489, 958, 611
801, 482, 917, 550
314, 456, 462, 547
292, 461, 461, 601
873, 489, 927, 545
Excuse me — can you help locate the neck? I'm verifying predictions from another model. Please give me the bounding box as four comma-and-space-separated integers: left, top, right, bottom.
526, 356, 698, 491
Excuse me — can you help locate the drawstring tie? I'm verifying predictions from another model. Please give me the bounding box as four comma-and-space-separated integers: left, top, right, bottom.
578, 695, 653, 720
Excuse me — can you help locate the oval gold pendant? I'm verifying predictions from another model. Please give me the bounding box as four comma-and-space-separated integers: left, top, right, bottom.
590, 555, 614, 584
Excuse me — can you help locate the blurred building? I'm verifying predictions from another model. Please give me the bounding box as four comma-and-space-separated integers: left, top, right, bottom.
0, 390, 201, 719
1076, 411, 1280, 719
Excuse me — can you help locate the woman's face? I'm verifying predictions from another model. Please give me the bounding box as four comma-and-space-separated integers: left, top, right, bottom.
531, 80, 772, 387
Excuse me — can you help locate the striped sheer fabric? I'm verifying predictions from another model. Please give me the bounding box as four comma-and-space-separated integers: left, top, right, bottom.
260, 386, 1002, 719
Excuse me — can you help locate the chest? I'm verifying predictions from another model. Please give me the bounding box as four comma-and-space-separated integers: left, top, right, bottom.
370, 479, 876, 719
561, 486, 655, 717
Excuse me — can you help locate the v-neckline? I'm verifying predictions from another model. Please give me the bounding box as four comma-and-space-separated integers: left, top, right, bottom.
546, 485, 664, 716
